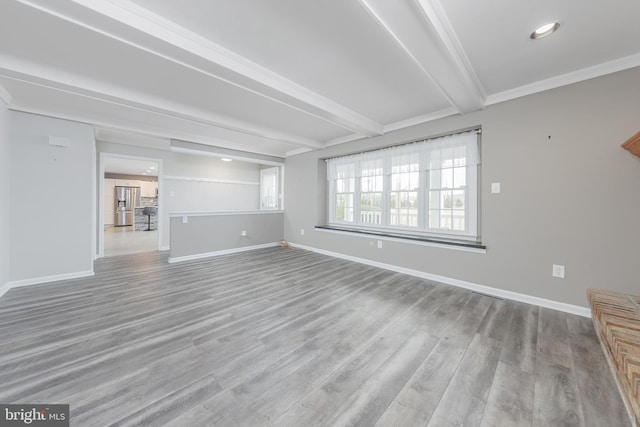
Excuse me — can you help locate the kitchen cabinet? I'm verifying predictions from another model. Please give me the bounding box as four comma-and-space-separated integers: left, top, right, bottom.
140, 180, 158, 197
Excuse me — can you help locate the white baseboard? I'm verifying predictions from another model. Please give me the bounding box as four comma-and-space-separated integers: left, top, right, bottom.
159, 245, 170, 251
168, 242, 279, 264
0, 283, 10, 299
289, 242, 591, 318
2, 270, 95, 298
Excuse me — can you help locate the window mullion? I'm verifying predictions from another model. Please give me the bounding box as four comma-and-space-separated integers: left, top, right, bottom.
382, 156, 390, 227
420, 150, 428, 230
354, 160, 361, 226
329, 179, 335, 223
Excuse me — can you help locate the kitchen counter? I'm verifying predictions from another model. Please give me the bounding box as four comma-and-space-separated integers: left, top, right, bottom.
134, 206, 158, 231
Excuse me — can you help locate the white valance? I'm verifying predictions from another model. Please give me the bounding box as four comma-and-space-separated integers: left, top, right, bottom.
327, 130, 480, 180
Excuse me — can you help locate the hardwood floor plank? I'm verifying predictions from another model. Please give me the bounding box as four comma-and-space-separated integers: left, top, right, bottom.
532, 309, 586, 427
566, 315, 630, 427
425, 333, 503, 427
477, 298, 515, 342
480, 361, 535, 427
500, 302, 539, 374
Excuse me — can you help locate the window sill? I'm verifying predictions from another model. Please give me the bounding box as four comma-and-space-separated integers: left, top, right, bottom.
314, 225, 486, 253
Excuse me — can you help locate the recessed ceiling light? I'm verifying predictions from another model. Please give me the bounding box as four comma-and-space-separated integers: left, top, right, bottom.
530, 22, 560, 40
221, 158, 233, 162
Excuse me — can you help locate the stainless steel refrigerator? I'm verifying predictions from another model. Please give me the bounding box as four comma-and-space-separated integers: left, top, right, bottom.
114, 186, 140, 226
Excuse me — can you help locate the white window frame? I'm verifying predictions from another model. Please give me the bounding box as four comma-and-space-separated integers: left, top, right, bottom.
327, 131, 480, 241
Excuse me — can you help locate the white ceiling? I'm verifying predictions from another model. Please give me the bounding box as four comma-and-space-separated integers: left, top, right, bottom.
1, 0, 639, 158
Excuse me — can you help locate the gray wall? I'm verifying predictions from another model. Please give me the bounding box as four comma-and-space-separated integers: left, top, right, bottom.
9, 111, 95, 281
284, 67, 640, 308
97, 141, 261, 249
169, 212, 284, 259
0, 101, 10, 288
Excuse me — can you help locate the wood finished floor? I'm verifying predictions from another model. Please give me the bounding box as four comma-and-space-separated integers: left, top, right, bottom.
0, 247, 630, 426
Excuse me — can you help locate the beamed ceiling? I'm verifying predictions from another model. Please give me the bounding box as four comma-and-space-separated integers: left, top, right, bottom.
1, 0, 640, 157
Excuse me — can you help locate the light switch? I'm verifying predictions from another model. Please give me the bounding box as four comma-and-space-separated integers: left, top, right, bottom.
552, 264, 565, 278
491, 182, 501, 194
182, 216, 188, 224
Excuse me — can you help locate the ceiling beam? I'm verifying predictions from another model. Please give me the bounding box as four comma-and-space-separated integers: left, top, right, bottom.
53, 0, 383, 137
359, 0, 485, 114
0, 56, 325, 151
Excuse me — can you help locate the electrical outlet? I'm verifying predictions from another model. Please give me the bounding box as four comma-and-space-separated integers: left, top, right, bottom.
377, 240, 383, 249
241, 230, 247, 237
300, 229, 305, 236
552, 264, 565, 278
182, 216, 188, 224
491, 182, 501, 194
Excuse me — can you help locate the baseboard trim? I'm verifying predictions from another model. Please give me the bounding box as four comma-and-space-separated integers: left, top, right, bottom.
289, 243, 591, 318
168, 242, 279, 264
159, 245, 170, 251
0, 283, 10, 299
4, 270, 95, 296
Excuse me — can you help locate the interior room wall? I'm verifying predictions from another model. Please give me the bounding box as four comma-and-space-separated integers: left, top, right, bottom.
0, 101, 10, 289
96, 141, 262, 249
284, 66, 640, 309
169, 212, 284, 260
9, 111, 95, 282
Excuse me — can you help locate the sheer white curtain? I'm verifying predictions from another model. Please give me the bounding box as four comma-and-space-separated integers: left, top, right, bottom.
326, 130, 479, 179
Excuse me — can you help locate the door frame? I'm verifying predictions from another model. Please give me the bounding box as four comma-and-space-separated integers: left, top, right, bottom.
97, 152, 164, 258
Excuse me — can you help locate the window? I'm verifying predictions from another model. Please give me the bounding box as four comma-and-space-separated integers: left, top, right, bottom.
327, 130, 480, 240
260, 167, 280, 210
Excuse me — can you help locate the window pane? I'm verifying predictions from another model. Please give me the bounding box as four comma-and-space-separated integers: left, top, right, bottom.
429, 190, 441, 209
361, 193, 382, 224
337, 178, 354, 193
391, 175, 400, 191
453, 167, 466, 188
390, 191, 418, 227
442, 191, 453, 209
452, 210, 465, 231
452, 190, 465, 209
441, 168, 453, 188
429, 170, 441, 188
410, 172, 419, 190
336, 194, 354, 222
260, 168, 278, 210
429, 209, 440, 228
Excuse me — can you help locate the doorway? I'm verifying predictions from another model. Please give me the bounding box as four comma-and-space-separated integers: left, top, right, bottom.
98, 153, 163, 258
